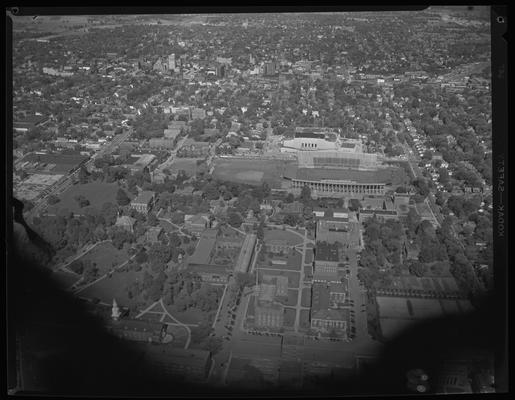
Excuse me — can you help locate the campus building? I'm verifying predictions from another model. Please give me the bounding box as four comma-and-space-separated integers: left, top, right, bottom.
297, 150, 378, 171
313, 241, 347, 283
106, 318, 167, 343
234, 233, 257, 274
266, 239, 294, 254
310, 282, 350, 335
255, 302, 284, 329
130, 191, 155, 214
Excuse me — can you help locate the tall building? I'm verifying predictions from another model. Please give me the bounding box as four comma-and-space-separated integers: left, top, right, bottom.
111, 298, 121, 321
168, 53, 176, 71
263, 61, 279, 76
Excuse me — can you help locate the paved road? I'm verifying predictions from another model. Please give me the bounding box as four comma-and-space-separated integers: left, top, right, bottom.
55, 239, 113, 272
293, 229, 308, 333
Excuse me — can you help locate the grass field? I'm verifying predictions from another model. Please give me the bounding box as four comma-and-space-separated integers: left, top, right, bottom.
263, 228, 303, 246
164, 307, 209, 325
48, 182, 132, 214
277, 289, 299, 307
299, 309, 311, 329
305, 250, 313, 264
246, 295, 256, 319
79, 269, 143, 306
75, 241, 129, 276
303, 265, 313, 279
258, 269, 300, 289
213, 158, 296, 188
165, 324, 189, 348
301, 288, 312, 307
283, 307, 296, 327
138, 313, 164, 323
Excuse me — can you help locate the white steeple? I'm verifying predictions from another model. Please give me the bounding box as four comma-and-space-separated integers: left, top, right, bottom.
111, 298, 121, 321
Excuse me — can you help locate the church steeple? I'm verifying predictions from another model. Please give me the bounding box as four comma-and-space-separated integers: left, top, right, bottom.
111, 298, 121, 321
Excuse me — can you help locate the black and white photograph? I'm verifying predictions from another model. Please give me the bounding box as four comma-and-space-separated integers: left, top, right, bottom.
6, 5, 507, 397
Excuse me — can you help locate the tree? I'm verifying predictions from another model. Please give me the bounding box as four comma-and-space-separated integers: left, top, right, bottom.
101, 202, 119, 226
283, 214, 298, 227
257, 221, 265, 241
200, 336, 223, 354
47, 195, 60, 205
147, 213, 159, 226
235, 272, 255, 289
135, 249, 148, 264
148, 242, 172, 266
78, 165, 89, 184
409, 261, 427, 277
74, 195, 90, 208
285, 193, 295, 203
300, 185, 312, 204
348, 198, 361, 212
227, 212, 243, 228
116, 188, 131, 206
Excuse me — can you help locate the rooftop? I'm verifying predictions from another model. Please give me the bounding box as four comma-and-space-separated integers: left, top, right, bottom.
315, 241, 343, 262
132, 190, 155, 205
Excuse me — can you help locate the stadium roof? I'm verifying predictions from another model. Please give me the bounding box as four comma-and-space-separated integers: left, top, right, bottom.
293, 168, 388, 184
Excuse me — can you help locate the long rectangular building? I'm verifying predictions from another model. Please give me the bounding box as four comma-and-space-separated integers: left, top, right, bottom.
297, 150, 378, 170
234, 233, 257, 274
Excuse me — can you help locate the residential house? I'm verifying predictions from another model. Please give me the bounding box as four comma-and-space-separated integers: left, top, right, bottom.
115, 215, 136, 233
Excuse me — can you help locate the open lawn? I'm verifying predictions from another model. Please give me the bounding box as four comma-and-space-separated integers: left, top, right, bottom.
138, 313, 164, 323
257, 269, 300, 288
74, 241, 129, 276
159, 220, 179, 233
304, 250, 313, 264
79, 269, 144, 306
301, 288, 312, 307
283, 308, 296, 327
165, 325, 189, 348
213, 158, 295, 189
299, 309, 311, 329
164, 306, 210, 325
263, 228, 303, 246
277, 289, 299, 307
304, 265, 313, 279
48, 182, 132, 214
246, 295, 256, 318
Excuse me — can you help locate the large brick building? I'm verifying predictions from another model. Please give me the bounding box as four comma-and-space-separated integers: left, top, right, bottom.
130, 191, 155, 214
310, 282, 350, 336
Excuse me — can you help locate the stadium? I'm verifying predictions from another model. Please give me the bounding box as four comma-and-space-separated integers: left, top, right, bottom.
297, 150, 378, 171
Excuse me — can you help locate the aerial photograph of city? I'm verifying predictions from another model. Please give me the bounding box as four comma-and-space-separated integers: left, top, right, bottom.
7, 5, 504, 397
